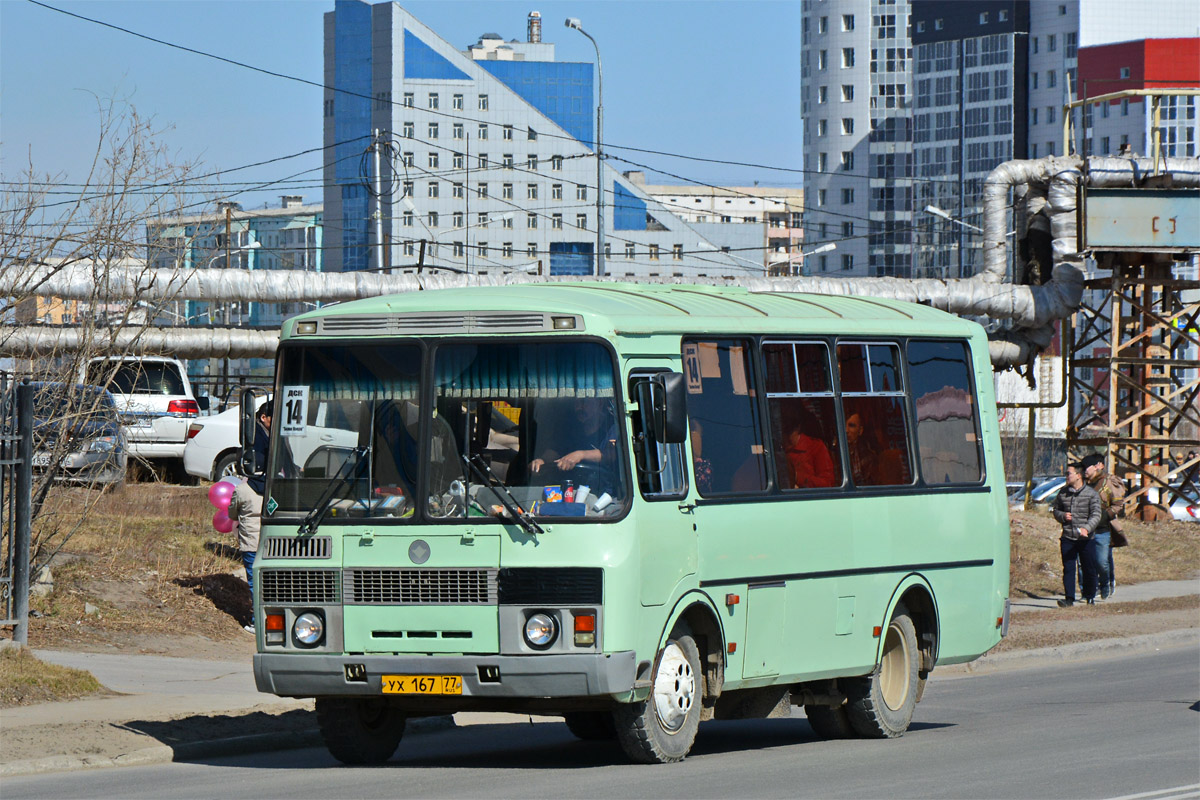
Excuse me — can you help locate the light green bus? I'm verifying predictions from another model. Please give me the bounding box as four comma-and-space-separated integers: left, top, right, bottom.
249, 283, 1010, 764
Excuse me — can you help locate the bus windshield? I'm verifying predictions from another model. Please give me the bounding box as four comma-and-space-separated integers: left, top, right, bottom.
267, 340, 629, 522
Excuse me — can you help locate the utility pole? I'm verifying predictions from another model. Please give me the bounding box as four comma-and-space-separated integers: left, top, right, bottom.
223, 206, 231, 398
372, 128, 384, 272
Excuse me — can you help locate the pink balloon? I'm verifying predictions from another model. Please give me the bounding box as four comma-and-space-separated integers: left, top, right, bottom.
208, 481, 235, 510
212, 510, 236, 534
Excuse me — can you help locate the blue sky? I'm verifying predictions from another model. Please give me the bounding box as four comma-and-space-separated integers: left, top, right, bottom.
2, 0, 803, 211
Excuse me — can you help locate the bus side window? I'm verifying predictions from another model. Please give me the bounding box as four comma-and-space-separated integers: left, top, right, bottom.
907, 340, 983, 484
629, 372, 687, 499
837, 342, 914, 487
764, 341, 843, 490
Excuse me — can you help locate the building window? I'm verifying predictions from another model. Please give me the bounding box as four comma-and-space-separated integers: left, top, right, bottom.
841, 254, 854, 270
477, 242, 488, 257
1048, 34, 1057, 52
818, 50, 828, 70
428, 123, 439, 139
818, 86, 828, 104
552, 214, 563, 230
1047, 70, 1057, 88
842, 118, 854, 135
528, 127, 538, 141
428, 152, 439, 169
1059, 4, 1066, 13
403, 151, 415, 167
1047, 105, 1056, 123
453, 241, 465, 257
404, 241, 415, 256
403, 211, 414, 228
1121, 98, 1129, 116
428, 93, 439, 109
477, 182, 488, 198
502, 183, 514, 200
478, 123, 488, 140
934, 18, 943, 30
428, 181, 439, 198
842, 48, 855, 68
478, 153, 488, 168
551, 183, 563, 200
502, 153, 514, 169
453, 123, 464, 140
527, 213, 538, 229
1032, 72, 1038, 90
528, 243, 538, 258
576, 213, 587, 229
1120, 66, 1131, 79
453, 183, 464, 199
403, 121, 415, 138
1100, 136, 1110, 153
841, 151, 854, 170
453, 153, 464, 169
649, 244, 660, 260
1031, 143, 1038, 158
527, 184, 539, 200
502, 215, 513, 230
672, 243, 683, 260
428, 212, 439, 228
721, 215, 732, 223
454, 212, 465, 227
477, 213, 489, 226
980, 11, 989, 23
503, 125, 514, 141
551, 155, 563, 170
841, 188, 855, 204
402, 180, 414, 196
453, 94, 463, 110
502, 242, 513, 258
842, 84, 854, 102
999, 9, 1008, 21
403, 92, 414, 108
478, 94, 488, 111
842, 14, 854, 31
818, 16, 828, 34
818, 189, 827, 206
625, 243, 635, 259
842, 221, 854, 237
527, 155, 539, 171
818, 152, 828, 172
1031, 107, 1039, 125
576, 184, 588, 201
817, 119, 828, 136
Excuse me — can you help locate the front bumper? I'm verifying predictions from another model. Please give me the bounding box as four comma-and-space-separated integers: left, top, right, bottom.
255, 650, 636, 699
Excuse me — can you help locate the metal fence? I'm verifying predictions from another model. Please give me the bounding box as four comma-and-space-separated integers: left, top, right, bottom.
1, 379, 33, 644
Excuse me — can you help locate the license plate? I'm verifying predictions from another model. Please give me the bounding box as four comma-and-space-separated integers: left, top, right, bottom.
381, 674, 462, 695
32, 453, 52, 468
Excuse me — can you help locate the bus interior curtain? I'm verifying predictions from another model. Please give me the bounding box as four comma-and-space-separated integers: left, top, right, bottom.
434, 343, 615, 399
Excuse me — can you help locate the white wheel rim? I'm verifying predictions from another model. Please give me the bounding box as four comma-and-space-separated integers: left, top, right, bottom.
880, 621, 911, 711
653, 642, 695, 733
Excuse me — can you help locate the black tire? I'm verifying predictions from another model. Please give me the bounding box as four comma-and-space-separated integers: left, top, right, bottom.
316, 697, 407, 765
804, 704, 855, 739
614, 634, 703, 764
564, 711, 617, 741
845, 607, 920, 739
213, 451, 240, 481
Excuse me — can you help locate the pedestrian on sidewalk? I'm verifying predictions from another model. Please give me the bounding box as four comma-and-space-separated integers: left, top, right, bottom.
1082, 453, 1126, 600
227, 400, 275, 633
1052, 462, 1102, 607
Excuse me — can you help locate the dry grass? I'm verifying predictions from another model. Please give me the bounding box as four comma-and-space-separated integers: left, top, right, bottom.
0, 646, 108, 707
1009, 507, 1200, 599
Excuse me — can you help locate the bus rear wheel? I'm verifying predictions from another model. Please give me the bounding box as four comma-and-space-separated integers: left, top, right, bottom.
316, 697, 407, 764
805, 704, 855, 739
614, 635, 702, 763
563, 711, 617, 740
845, 607, 919, 739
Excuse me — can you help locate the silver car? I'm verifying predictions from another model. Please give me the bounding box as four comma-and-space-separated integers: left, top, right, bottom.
29, 382, 128, 486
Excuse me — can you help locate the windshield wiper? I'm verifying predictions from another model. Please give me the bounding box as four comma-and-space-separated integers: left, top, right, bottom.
298, 445, 370, 536
462, 454, 544, 536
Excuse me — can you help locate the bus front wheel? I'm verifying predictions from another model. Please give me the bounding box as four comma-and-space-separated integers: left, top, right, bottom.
845, 607, 919, 739
316, 697, 407, 764
614, 635, 702, 763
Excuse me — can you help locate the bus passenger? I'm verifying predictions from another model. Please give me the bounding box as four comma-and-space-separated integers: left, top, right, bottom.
786, 427, 836, 488
845, 411, 877, 485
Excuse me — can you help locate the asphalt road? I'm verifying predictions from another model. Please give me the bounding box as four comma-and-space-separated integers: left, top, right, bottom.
6, 645, 1198, 800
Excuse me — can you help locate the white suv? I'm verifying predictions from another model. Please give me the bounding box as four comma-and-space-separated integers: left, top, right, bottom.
81, 357, 199, 470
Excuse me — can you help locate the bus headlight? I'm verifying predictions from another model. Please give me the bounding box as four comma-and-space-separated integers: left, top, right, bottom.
523, 612, 557, 649
293, 612, 325, 646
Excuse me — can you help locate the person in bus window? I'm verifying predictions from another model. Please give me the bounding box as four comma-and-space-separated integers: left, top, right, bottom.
845, 411, 877, 485
530, 397, 618, 490
786, 412, 836, 489
690, 420, 713, 494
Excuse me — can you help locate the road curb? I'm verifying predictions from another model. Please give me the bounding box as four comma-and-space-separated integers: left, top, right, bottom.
0, 715, 455, 778
942, 628, 1199, 675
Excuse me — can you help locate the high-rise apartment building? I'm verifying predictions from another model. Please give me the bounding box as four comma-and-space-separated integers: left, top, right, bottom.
322, 1, 741, 277
801, 0, 914, 278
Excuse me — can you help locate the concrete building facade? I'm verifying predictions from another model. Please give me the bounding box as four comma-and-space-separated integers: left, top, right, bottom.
322, 1, 742, 277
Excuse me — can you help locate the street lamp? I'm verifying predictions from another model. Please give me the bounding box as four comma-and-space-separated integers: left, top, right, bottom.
797, 242, 836, 276
566, 17, 604, 277
924, 204, 983, 233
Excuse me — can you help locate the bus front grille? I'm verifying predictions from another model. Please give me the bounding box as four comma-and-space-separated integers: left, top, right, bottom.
261, 569, 340, 604
497, 567, 603, 604
345, 568, 498, 605
261, 536, 331, 560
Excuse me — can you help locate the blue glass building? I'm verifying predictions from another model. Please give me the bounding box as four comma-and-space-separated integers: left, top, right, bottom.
323, 1, 741, 277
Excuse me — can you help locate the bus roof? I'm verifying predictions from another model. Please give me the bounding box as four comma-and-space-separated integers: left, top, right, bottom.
285, 283, 980, 339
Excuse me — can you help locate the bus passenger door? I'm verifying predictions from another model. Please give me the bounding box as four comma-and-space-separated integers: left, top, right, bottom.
628, 367, 696, 606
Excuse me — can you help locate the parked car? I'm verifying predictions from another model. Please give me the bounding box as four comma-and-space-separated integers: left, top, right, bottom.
1164, 487, 1200, 522
183, 395, 358, 481
27, 382, 127, 486
1009, 476, 1067, 507
184, 396, 268, 481
81, 357, 199, 478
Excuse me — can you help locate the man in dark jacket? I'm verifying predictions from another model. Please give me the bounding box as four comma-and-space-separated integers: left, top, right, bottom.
1052, 462, 1102, 607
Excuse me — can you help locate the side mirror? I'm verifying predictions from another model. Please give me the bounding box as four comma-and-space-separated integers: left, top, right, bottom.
239, 387, 268, 475
650, 372, 687, 444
